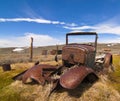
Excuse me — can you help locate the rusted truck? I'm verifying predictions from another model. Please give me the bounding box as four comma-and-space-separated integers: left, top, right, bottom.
13, 32, 113, 93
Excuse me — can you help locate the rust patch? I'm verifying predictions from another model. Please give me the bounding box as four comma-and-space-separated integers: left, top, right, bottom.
22, 64, 58, 85
60, 66, 94, 89
104, 53, 112, 68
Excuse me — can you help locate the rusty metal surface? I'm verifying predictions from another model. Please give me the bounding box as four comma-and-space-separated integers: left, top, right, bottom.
60, 66, 95, 89
86, 52, 96, 68
104, 53, 112, 68
22, 64, 58, 85
50, 50, 56, 55
62, 44, 95, 65
62, 45, 86, 64
66, 32, 98, 51
50, 50, 62, 55
12, 69, 28, 80
14, 32, 102, 94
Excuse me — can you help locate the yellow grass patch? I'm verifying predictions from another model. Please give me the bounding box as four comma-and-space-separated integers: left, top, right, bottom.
0, 55, 120, 101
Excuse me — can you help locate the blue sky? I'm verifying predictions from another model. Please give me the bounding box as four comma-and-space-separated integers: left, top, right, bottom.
0, 0, 120, 47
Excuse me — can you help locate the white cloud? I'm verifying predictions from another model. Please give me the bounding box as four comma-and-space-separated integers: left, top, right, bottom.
63, 17, 120, 35
0, 33, 64, 48
0, 18, 77, 27
66, 23, 78, 27
63, 17, 120, 43
63, 25, 95, 30
0, 17, 120, 47
98, 37, 120, 43
93, 24, 120, 35
0, 18, 51, 24
0, 32, 119, 48
63, 24, 120, 35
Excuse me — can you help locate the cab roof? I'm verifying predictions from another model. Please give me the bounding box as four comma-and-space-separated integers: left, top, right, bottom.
67, 32, 97, 36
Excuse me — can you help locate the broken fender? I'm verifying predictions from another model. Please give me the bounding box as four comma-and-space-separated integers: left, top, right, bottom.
60, 66, 97, 89
104, 53, 112, 68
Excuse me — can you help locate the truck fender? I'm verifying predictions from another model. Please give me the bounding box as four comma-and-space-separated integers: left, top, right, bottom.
60, 66, 98, 89
104, 53, 112, 68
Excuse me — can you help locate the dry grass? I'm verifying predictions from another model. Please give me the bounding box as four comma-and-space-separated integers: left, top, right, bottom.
49, 75, 120, 101
0, 44, 120, 101
0, 56, 120, 101
0, 76, 120, 101
108, 55, 120, 92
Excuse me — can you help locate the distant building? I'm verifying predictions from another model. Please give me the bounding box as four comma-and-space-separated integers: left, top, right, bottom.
12, 47, 24, 53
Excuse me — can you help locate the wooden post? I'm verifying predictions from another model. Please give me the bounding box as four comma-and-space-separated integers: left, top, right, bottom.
56, 44, 58, 55
55, 44, 58, 62
30, 37, 33, 62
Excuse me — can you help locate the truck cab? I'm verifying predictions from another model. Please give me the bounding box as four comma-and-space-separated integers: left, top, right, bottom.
62, 32, 98, 68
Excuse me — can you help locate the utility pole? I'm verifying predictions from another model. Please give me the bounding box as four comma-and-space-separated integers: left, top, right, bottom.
30, 37, 33, 62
